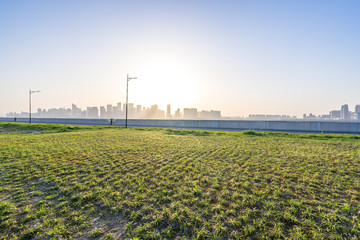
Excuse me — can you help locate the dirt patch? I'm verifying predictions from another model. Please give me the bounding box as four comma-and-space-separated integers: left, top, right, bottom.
80, 214, 127, 239
25, 178, 57, 204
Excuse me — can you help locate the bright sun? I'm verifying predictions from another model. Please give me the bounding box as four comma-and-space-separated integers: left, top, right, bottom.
131, 56, 198, 110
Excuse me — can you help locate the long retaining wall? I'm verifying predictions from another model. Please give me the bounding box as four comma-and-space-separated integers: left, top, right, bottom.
1, 117, 360, 134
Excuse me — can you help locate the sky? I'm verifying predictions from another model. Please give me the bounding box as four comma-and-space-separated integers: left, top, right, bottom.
1, 0, 360, 117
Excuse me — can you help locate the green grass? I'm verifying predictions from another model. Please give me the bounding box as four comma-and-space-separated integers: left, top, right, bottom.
0, 123, 359, 239
0, 122, 116, 134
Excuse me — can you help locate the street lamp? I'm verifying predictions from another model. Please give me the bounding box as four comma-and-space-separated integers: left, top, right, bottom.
29, 89, 40, 124
125, 74, 137, 128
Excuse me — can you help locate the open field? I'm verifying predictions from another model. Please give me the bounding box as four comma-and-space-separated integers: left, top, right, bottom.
0, 123, 360, 239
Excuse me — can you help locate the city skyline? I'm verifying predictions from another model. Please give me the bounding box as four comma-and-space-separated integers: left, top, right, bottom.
1, 1, 360, 117
6, 102, 360, 121
6, 102, 222, 120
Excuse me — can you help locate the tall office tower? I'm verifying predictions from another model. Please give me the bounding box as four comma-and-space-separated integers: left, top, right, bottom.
341, 104, 350, 120
146, 104, 159, 119
355, 105, 360, 113
116, 102, 122, 117
117, 102, 122, 112
156, 110, 165, 119
355, 105, 360, 120
72, 104, 82, 118
106, 104, 113, 118
100, 106, 106, 118
86, 107, 99, 118
166, 104, 172, 118
136, 105, 142, 118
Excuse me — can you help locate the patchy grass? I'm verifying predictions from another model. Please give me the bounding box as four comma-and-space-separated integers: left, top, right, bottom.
0, 123, 359, 239
0, 122, 117, 134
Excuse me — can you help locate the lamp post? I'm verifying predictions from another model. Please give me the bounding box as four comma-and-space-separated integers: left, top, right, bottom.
29, 89, 40, 124
125, 74, 137, 128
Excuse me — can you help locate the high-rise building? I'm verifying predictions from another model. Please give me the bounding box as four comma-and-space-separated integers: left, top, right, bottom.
128, 103, 135, 118
86, 107, 99, 118
37, 108, 43, 118
166, 104, 171, 118
341, 104, 350, 120
72, 104, 82, 118
183, 108, 198, 119
354, 105, 360, 120
146, 104, 158, 119
106, 104, 113, 118
355, 105, 360, 113
100, 106, 106, 118
114, 102, 122, 118
174, 108, 181, 119
81, 110, 87, 118
156, 109, 165, 119
199, 110, 221, 119
330, 110, 341, 119
113, 106, 121, 118
136, 105, 142, 118
117, 102, 122, 112
142, 107, 146, 118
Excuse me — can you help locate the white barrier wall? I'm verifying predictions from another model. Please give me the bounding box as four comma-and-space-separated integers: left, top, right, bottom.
1, 117, 360, 134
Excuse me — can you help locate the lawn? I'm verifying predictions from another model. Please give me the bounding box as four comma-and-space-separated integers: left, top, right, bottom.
0, 123, 359, 239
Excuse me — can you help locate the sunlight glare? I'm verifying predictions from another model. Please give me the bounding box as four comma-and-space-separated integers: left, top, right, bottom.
133, 56, 197, 110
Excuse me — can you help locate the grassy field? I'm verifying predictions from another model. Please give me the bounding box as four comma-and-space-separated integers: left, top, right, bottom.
0, 123, 359, 239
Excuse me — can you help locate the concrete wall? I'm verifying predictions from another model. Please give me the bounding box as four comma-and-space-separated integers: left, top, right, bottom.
1, 117, 360, 134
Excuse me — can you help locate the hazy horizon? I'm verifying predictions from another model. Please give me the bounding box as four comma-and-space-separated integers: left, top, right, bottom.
1, 1, 360, 118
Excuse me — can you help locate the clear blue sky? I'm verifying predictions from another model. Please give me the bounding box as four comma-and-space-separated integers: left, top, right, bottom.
1, 0, 359, 117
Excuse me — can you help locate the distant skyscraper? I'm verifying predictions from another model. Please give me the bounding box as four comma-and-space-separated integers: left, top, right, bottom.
86, 107, 99, 118
37, 108, 43, 118
114, 102, 122, 118
355, 105, 360, 120
341, 104, 350, 120
166, 104, 171, 118
128, 103, 135, 118
330, 110, 341, 119
112, 106, 119, 118
106, 104, 113, 118
183, 108, 198, 119
81, 110, 87, 118
199, 110, 221, 119
100, 106, 106, 118
146, 104, 158, 119
174, 108, 181, 119
355, 104, 360, 113
136, 105, 142, 118
72, 104, 82, 118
